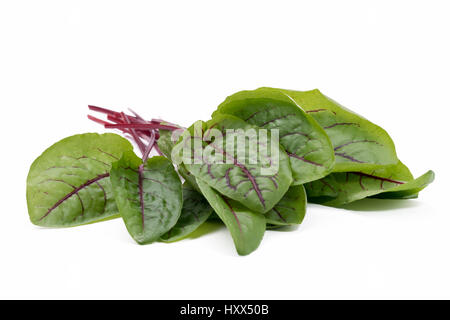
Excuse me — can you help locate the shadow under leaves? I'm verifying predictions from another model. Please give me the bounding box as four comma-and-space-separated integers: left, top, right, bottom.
334, 198, 423, 212
187, 221, 224, 239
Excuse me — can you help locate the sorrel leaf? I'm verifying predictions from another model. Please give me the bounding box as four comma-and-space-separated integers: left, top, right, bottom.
213, 87, 335, 185
305, 162, 435, 206
156, 129, 177, 161
177, 163, 201, 191
196, 179, 266, 256
371, 170, 435, 199
26, 133, 133, 227
110, 152, 182, 244
160, 182, 213, 242
265, 185, 307, 226
277, 88, 399, 172
205, 185, 306, 227
157, 129, 201, 191
206, 185, 306, 227
176, 114, 293, 213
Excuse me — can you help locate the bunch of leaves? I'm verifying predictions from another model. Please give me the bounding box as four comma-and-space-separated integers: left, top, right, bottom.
26, 89, 434, 255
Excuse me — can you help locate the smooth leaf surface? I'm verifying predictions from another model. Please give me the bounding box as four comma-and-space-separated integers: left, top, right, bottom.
177, 163, 201, 191
213, 87, 335, 185
27, 133, 133, 227
197, 179, 266, 256
205, 185, 306, 227
110, 152, 182, 244
160, 182, 213, 242
278, 88, 399, 172
276, 88, 434, 202
157, 129, 201, 191
178, 114, 293, 213
305, 161, 435, 205
265, 185, 307, 226
157, 129, 176, 161
372, 170, 435, 199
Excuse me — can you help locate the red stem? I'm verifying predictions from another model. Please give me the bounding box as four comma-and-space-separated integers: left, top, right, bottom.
88, 105, 121, 117
88, 105, 180, 163
105, 123, 180, 131
87, 115, 111, 126
121, 112, 146, 155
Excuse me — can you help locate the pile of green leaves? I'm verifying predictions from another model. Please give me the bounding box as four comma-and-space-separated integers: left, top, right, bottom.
26, 87, 434, 255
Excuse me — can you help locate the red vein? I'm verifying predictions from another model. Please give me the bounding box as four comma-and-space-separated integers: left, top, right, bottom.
260, 175, 278, 188
97, 148, 119, 160
64, 155, 111, 167
274, 205, 296, 211
335, 152, 365, 163
224, 168, 235, 190
244, 109, 265, 122
208, 142, 266, 208
306, 108, 327, 113
272, 208, 287, 223
259, 113, 296, 127
320, 180, 336, 193
324, 122, 360, 129
359, 174, 366, 190
222, 196, 242, 233
141, 176, 175, 191
207, 164, 215, 179
306, 108, 337, 115
138, 164, 145, 228
39, 173, 110, 221
287, 152, 324, 167
334, 140, 382, 151
351, 172, 405, 185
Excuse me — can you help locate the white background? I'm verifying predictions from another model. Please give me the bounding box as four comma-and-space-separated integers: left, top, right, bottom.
1, 0, 449, 299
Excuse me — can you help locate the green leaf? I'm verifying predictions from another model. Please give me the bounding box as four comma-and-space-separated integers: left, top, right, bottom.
157, 129, 202, 192
213, 87, 335, 185
305, 162, 435, 205
275, 88, 434, 203
205, 185, 307, 227
277, 88, 399, 172
160, 182, 213, 242
176, 114, 293, 213
157, 129, 176, 161
110, 152, 183, 244
372, 170, 435, 199
26, 133, 133, 227
265, 184, 307, 226
196, 179, 266, 256
177, 163, 202, 191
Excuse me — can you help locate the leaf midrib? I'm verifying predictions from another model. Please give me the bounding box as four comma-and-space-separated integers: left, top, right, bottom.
39, 173, 110, 221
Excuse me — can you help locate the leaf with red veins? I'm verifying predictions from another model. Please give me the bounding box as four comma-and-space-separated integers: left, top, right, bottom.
305, 162, 434, 205
371, 170, 434, 200
110, 152, 182, 244
265, 185, 307, 227
160, 182, 213, 243
27, 133, 133, 227
196, 179, 266, 256
276, 88, 399, 172
178, 114, 293, 214
212, 87, 335, 185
